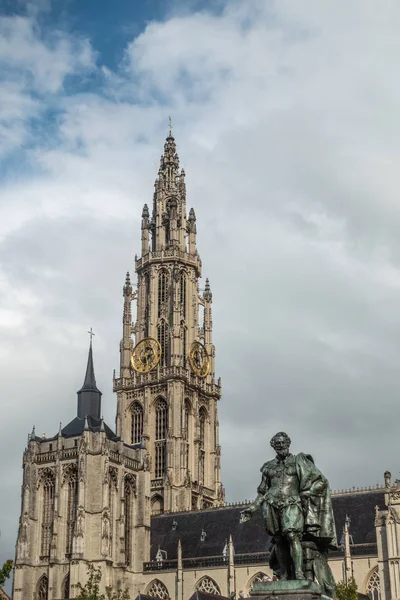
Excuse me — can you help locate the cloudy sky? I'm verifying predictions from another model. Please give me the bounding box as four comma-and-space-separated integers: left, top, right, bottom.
1, 0, 400, 572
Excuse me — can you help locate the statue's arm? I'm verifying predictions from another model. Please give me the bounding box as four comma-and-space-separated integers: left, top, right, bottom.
240, 469, 268, 522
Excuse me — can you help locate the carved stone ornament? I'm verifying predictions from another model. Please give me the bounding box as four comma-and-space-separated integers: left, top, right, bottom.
109, 467, 118, 489
76, 507, 85, 537
143, 453, 152, 472
61, 463, 78, 486
37, 467, 55, 489
79, 456, 85, 482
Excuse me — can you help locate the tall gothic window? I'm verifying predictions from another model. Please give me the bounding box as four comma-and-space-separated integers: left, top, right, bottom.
180, 272, 186, 318
66, 467, 78, 554
124, 475, 135, 566
199, 408, 207, 483
131, 402, 143, 445
38, 575, 49, 600
181, 323, 187, 367
157, 321, 169, 367
147, 579, 170, 599
158, 270, 169, 317
155, 398, 168, 478
41, 471, 55, 556
183, 400, 190, 470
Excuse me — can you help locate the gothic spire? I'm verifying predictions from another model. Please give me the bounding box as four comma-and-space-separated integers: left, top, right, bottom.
77, 335, 102, 420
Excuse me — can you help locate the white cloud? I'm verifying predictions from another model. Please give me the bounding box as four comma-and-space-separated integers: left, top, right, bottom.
2, 0, 400, 568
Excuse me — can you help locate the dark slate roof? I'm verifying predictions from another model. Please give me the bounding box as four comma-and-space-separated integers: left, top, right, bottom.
332, 491, 386, 545
188, 592, 231, 600
61, 415, 118, 441
150, 505, 271, 561
150, 490, 386, 561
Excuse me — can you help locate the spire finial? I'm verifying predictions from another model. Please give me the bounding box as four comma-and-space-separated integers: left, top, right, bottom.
168, 116, 173, 137
87, 327, 95, 345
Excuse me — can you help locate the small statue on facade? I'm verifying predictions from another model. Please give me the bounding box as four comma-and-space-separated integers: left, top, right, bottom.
240, 432, 337, 596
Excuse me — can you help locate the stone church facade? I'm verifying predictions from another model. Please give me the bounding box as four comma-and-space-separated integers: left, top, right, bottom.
12, 131, 399, 600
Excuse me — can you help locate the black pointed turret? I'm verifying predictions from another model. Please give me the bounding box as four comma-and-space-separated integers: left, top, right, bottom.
77, 341, 102, 420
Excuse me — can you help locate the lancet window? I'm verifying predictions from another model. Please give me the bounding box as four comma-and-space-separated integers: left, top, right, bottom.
144, 272, 150, 337
155, 398, 168, 478
157, 321, 169, 367
181, 323, 187, 366
199, 407, 207, 482
183, 400, 190, 469
37, 575, 49, 600
40, 470, 55, 556
66, 466, 78, 554
158, 270, 169, 317
180, 272, 186, 318
131, 402, 143, 445
124, 475, 136, 566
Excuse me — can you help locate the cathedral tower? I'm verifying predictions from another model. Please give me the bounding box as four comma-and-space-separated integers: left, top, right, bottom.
114, 129, 224, 514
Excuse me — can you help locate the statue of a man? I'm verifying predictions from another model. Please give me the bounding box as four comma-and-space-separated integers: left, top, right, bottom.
241, 432, 337, 582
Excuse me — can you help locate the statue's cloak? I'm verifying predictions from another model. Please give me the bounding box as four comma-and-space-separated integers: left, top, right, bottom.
295, 452, 337, 548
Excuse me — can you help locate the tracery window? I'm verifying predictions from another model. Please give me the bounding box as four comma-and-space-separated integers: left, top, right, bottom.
37, 575, 49, 600
63, 574, 70, 599
196, 577, 221, 595
155, 398, 168, 478
124, 475, 136, 566
147, 579, 170, 599
66, 467, 78, 554
41, 471, 55, 556
158, 270, 169, 317
157, 321, 169, 367
366, 567, 381, 600
131, 402, 143, 445
180, 272, 186, 318
199, 407, 207, 483
249, 572, 271, 592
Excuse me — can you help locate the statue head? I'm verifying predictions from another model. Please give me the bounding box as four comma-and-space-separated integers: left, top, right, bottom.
270, 432, 291, 458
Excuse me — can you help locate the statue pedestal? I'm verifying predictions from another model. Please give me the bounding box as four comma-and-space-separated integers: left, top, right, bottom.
250, 580, 331, 600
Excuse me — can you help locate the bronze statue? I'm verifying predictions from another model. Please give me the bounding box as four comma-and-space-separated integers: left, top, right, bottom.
240, 432, 336, 596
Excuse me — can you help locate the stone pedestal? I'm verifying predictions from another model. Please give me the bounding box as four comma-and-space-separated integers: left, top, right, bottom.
250, 580, 331, 600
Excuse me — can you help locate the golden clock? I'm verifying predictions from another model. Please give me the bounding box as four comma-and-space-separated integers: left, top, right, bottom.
188, 341, 210, 378
131, 338, 162, 373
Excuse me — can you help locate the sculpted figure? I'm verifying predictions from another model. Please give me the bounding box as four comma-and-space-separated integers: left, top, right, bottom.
241, 432, 336, 589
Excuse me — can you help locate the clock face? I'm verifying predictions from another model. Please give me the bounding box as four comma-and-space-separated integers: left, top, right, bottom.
188, 341, 210, 378
131, 338, 162, 373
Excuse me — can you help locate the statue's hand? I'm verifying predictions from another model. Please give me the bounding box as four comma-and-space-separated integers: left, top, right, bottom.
240, 507, 255, 524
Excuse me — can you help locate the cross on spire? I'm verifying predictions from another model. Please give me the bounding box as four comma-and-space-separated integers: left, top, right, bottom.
87, 327, 95, 344
168, 116, 173, 137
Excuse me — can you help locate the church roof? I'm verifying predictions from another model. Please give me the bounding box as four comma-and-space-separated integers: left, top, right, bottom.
149, 489, 386, 563
61, 415, 118, 440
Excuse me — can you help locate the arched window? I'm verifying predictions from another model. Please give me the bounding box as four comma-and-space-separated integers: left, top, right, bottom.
37, 575, 49, 600
199, 407, 207, 483
196, 576, 221, 595
40, 471, 55, 556
183, 400, 190, 469
146, 579, 169, 599
158, 270, 169, 318
124, 475, 136, 566
157, 321, 169, 367
63, 574, 70, 599
131, 402, 143, 445
248, 572, 271, 594
155, 398, 168, 478
151, 495, 164, 515
180, 272, 186, 318
366, 567, 381, 600
66, 467, 78, 554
